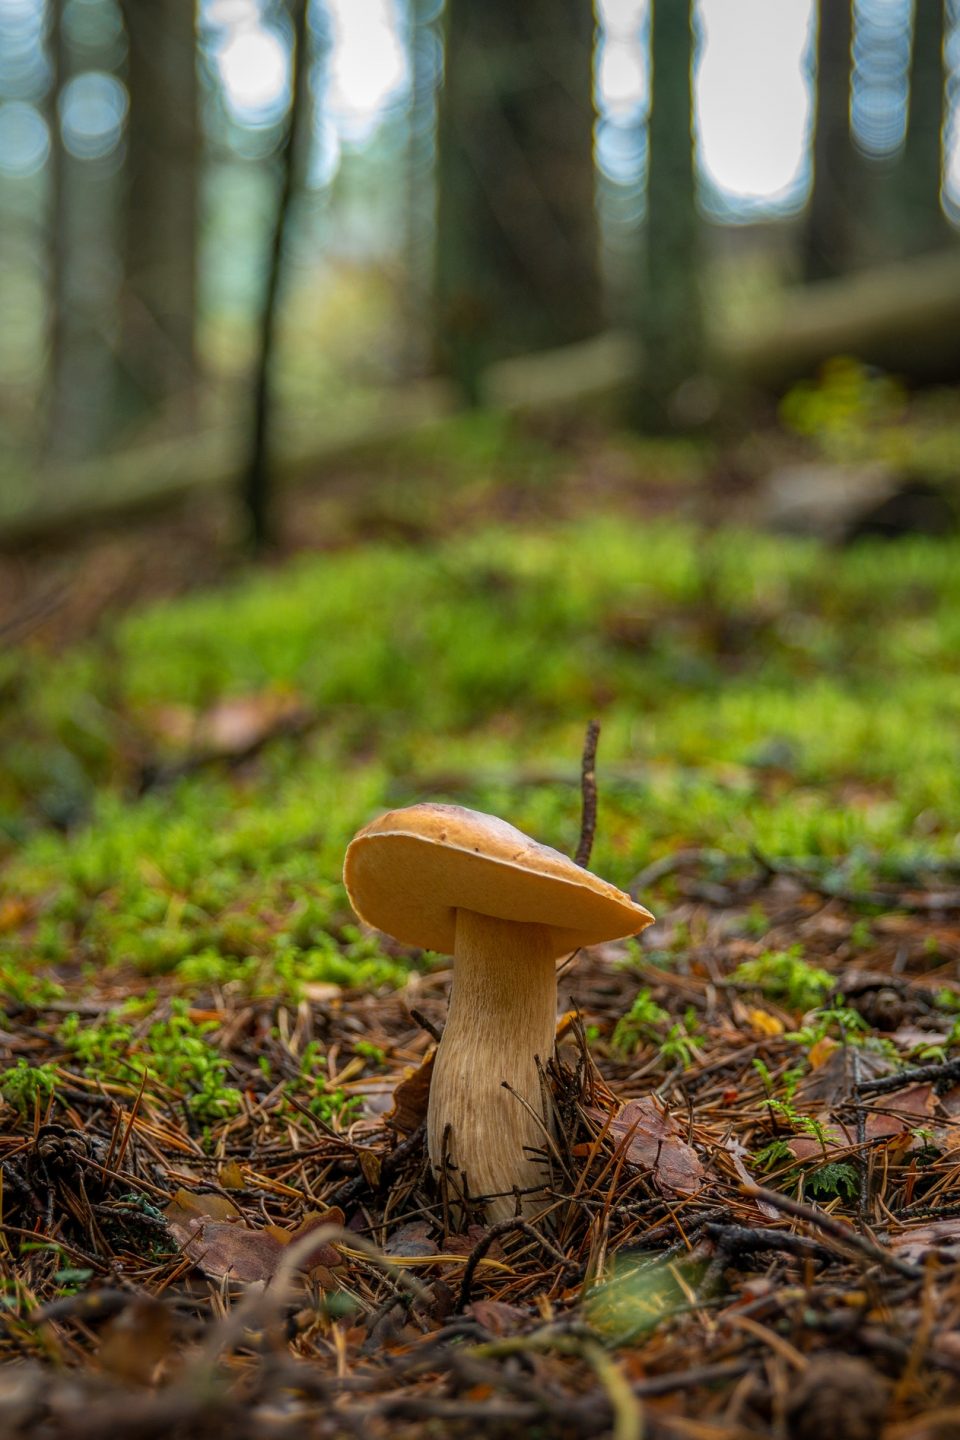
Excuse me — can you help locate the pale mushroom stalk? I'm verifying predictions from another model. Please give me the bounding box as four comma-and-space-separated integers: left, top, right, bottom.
429, 910, 556, 1222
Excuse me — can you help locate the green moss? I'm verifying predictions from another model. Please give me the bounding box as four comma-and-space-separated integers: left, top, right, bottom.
3, 511, 960, 1003
731, 948, 835, 1013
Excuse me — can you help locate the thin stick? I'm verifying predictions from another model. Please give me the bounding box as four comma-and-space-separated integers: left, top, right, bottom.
458, 1217, 570, 1310
575, 719, 601, 868
738, 1181, 921, 1280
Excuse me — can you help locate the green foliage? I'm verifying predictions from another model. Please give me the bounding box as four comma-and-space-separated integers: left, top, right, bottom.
787, 1002, 872, 1049
612, 990, 669, 1054
807, 1162, 860, 1201
781, 357, 906, 459
752, 1138, 794, 1171
731, 947, 834, 1013
753, 1059, 833, 1150
288, 1041, 360, 1126
4, 509, 960, 1000
612, 991, 700, 1068
780, 358, 960, 480
0, 1059, 58, 1116
57, 1002, 242, 1122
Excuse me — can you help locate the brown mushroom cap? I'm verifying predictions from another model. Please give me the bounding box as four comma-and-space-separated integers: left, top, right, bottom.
343, 803, 654, 957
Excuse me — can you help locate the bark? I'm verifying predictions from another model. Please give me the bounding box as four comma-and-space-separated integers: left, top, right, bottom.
242, 0, 312, 550
898, 0, 947, 254
803, 0, 860, 280
45, 0, 119, 459
435, 0, 601, 404
119, 0, 199, 411
402, 0, 444, 378
635, 0, 702, 429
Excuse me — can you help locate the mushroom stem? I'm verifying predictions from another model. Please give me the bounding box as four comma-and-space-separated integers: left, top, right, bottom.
428, 909, 557, 1224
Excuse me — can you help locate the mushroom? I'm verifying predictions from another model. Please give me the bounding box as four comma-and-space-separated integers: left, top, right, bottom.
343, 803, 654, 1223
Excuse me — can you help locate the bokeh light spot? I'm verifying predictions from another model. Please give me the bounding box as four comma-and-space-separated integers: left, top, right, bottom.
58, 70, 128, 161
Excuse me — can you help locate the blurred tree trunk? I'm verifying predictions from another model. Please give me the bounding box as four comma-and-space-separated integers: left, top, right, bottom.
402, 0, 443, 378
45, 0, 118, 459
435, 0, 601, 405
897, 0, 947, 254
242, 0, 312, 550
803, 0, 859, 280
635, 0, 702, 429
119, 0, 199, 415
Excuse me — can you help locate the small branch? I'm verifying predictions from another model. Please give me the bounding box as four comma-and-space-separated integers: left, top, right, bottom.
409, 1007, 443, 1044
738, 1181, 921, 1281
854, 1055, 960, 1096
575, 719, 601, 868
458, 1217, 570, 1310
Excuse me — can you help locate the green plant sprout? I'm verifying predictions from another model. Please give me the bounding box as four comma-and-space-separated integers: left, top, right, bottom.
730, 947, 834, 1013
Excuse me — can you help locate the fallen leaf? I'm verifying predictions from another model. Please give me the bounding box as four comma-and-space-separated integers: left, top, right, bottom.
469, 1300, 528, 1335
146, 691, 310, 758
588, 1097, 704, 1196
891, 1219, 960, 1265
444, 1226, 503, 1259
747, 1008, 784, 1038
863, 1084, 935, 1140
164, 1189, 342, 1283
799, 1046, 892, 1106
164, 1187, 241, 1234
99, 1299, 173, 1384
218, 1161, 246, 1190
176, 1220, 287, 1283
386, 1222, 438, 1258
387, 1051, 434, 1134
808, 1037, 839, 1070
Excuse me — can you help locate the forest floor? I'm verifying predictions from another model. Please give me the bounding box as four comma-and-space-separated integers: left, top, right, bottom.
3, 406, 960, 1438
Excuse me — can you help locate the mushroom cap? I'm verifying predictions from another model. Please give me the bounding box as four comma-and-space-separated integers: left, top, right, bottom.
343, 803, 654, 958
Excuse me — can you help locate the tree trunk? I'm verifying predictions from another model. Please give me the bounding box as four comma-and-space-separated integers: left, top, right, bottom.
45, 0, 119, 460
435, 0, 601, 405
242, 0, 312, 551
635, 0, 702, 429
119, 0, 199, 414
898, 0, 947, 255
402, 0, 444, 378
803, 0, 860, 281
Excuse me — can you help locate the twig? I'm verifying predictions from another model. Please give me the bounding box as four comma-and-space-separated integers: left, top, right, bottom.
409, 1007, 443, 1044
575, 719, 600, 868
458, 1217, 570, 1310
855, 1056, 960, 1096
469, 1326, 642, 1440
737, 1181, 921, 1280
628, 848, 720, 895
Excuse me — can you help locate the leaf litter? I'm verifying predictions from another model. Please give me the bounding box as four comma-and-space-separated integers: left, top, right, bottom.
4, 852, 960, 1438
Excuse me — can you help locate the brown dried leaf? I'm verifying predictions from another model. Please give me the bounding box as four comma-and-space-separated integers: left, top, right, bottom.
387, 1051, 434, 1134
863, 1083, 935, 1139
589, 1096, 704, 1196
799, 1047, 892, 1106
469, 1299, 528, 1335
385, 1222, 438, 1258
165, 1189, 342, 1282
164, 1187, 241, 1238
99, 1299, 173, 1385
178, 1220, 286, 1283
891, 1219, 960, 1265
443, 1225, 503, 1259
146, 691, 309, 758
